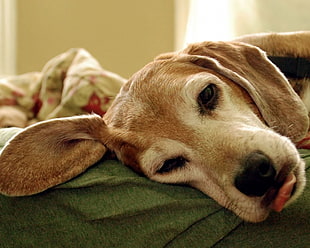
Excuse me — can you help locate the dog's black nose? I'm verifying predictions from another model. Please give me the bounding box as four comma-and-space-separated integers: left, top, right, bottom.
235, 151, 276, 197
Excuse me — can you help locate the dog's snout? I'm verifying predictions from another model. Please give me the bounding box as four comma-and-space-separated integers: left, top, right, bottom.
235, 151, 276, 197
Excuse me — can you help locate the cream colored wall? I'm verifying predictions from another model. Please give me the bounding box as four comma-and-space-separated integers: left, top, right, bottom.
231, 0, 310, 36
17, 0, 174, 78
178, 0, 310, 48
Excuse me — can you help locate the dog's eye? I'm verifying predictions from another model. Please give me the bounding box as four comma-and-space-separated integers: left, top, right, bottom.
157, 156, 187, 174
198, 84, 218, 113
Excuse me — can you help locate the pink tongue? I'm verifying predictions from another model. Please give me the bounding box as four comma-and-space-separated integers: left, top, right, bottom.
270, 173, 296, 212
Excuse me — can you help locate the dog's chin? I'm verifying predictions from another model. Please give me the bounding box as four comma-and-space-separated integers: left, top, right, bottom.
225, 163, 306, 223
222, 193, 271, 223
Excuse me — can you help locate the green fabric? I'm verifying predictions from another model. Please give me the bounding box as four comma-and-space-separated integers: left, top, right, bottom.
0, 128, 309, 247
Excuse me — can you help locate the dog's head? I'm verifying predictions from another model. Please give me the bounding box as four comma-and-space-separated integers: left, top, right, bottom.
0, 41, 308, 222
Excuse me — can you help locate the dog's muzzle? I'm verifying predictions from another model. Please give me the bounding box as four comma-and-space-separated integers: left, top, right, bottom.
234, 151, 297, 211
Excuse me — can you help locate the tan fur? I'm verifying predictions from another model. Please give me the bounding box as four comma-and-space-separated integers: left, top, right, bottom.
0, 31, 309, 223
234, 31, 310, 58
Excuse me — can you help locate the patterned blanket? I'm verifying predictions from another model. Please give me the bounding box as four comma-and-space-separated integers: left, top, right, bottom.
0, 48, 126, 128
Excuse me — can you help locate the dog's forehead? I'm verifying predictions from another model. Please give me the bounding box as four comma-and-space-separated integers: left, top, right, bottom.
104, 59, 211, 145
129, 59, 204, 94
107, 60, 201, 119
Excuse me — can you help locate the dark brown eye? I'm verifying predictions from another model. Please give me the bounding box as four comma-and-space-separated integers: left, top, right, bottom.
198, 84, 218, 113
157, 156, 187, 174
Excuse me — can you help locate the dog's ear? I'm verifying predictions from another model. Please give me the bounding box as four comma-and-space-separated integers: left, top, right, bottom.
183, 41, 309, 142
0, 115, 111, 196
155, 52, 176, 60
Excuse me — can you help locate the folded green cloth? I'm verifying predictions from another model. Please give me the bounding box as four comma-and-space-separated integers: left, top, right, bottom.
0, 128, 309, 247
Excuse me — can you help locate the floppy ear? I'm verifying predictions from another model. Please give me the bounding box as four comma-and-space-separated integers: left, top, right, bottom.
0, 115, 109, 196
182, 41, 309, 142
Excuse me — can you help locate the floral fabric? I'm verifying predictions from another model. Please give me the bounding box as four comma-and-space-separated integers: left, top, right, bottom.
0, 48, 126, 127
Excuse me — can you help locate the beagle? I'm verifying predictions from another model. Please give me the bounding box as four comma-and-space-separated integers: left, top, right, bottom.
0, 31, 309, 223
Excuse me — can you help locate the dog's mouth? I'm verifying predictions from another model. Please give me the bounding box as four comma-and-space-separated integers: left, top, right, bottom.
262, 172, 297, 212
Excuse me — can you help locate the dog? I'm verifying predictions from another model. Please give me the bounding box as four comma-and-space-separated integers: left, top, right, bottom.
0, 31, 309, 223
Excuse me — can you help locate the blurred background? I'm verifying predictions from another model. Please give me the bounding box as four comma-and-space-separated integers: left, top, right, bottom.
1, 0, 310, 78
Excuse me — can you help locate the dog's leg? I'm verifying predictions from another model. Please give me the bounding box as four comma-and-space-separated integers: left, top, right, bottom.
234, 31, 310, 58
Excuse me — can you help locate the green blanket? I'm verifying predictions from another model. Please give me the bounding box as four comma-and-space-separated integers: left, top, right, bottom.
0, 128, 309, 247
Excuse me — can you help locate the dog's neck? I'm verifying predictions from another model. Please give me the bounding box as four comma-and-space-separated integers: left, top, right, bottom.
268, 56, 310, 115
268, 56, 310, 79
